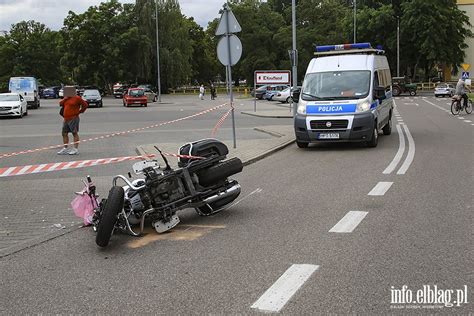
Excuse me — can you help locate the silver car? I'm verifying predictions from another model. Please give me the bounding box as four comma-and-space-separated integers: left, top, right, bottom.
434, 83, 455, 97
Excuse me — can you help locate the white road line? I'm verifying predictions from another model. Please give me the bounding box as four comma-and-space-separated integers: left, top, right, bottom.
329, 211, 368, 233
464, 120, 472, 123
397, 124, 415, 175
251, 264, 319, 312
458, 117, 465, 119
423, 99, 447, 112
368, 181, 393, 196
383, 124, 406, 174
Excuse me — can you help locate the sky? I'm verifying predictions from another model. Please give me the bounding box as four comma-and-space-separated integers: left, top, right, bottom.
0, 0, 226, 31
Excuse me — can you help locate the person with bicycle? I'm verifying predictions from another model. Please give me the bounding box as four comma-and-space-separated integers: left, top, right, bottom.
455, 78, 471, 109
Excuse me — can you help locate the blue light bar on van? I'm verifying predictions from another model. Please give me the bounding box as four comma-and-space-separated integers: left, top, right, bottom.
315, 43, 372, 52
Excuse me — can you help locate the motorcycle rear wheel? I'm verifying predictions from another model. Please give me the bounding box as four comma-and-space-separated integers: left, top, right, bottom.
96, 186, 124, 247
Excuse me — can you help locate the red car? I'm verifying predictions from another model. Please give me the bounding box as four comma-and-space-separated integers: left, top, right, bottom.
123, 88, 147, 107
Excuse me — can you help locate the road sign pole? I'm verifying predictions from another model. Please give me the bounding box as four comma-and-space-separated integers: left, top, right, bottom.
225, 6, 236, 149
254, 72, 256, 112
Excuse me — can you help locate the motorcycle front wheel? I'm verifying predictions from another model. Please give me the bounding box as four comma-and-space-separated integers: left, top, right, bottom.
96, 186, 124, 247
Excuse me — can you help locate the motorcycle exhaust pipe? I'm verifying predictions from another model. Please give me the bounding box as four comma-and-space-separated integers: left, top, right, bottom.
203, 183, 241, 205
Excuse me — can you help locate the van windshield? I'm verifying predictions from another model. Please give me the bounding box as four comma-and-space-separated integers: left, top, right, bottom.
9, 78, 36, 92
302, 71, 371, 100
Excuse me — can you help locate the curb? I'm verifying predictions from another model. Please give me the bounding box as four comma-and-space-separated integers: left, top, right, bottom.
241, 139, 295, 166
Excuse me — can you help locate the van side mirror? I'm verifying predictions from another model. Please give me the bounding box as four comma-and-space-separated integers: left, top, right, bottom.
292, 88, 301, 102
374, 86, 385, 99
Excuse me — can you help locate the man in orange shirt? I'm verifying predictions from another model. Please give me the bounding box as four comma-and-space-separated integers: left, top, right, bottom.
58, 87, 88, 155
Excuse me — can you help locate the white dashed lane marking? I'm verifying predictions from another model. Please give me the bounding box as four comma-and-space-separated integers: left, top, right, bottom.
329, 211, 368, 233
368, 182, 393, 196
251, 264, 319, 312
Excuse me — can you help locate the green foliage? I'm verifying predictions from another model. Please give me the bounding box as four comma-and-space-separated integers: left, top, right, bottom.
0, 0, 472, 91
401, 0, 473, 79
0, 20, 63, 91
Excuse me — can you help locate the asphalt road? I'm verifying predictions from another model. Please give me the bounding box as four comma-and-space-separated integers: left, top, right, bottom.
1, 95, 472, 314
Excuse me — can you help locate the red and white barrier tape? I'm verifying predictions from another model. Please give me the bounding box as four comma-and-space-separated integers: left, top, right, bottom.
211, 104, 234, 137
0, 103, 229, 160
0, 152, 205, 178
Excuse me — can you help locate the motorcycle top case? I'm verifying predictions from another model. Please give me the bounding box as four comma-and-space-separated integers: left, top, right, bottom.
178, 139, 228, 167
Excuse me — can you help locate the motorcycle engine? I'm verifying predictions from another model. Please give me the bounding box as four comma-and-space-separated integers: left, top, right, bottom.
148, 177, 185, 207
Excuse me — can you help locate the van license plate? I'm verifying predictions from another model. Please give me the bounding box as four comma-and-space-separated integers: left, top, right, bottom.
318, 133, 339, 139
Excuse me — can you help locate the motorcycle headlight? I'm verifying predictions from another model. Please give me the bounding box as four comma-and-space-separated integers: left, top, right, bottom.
356, 101, 371, 113
297, 104, 306, 115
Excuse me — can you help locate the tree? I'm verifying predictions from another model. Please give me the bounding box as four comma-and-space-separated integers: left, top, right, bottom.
0, 20, 63, 90
61, 0, 141, 90
401, 0, 473, 80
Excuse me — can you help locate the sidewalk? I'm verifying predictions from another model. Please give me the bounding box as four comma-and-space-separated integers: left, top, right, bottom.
136, 104, 296, 166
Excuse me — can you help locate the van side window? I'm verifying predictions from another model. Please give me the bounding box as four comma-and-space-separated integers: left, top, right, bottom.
374, 71, 380, 89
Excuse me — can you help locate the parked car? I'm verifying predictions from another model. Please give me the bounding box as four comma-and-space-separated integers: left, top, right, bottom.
434, 83, 455, 97
42, 87, 60, 99
59, 88, 64, 98
114, 83, 129, 98
392, 76, 417, 96
0, 93, 28, 118
123, 88, 147, 107
143, 88, 158, 102
263, 85, 290, 101
274, 86, 301, 103
82, 89, 103, 107
252, 85, 270, 99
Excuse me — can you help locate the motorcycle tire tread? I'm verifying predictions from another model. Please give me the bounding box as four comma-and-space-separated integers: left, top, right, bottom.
96, 186, 124, 247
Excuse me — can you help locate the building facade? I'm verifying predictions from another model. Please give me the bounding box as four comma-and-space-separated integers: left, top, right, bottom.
457, 0, 473, 80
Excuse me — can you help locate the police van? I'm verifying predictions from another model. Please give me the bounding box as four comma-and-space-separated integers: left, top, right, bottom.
294, 43, 393, 148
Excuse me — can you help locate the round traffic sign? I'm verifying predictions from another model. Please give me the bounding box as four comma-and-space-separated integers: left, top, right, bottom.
217, 34, 242, 66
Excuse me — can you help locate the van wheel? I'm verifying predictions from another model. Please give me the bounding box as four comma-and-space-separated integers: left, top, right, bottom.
296, 141, 308, 148
382, 116, 392, 135
367, 124, 378, 148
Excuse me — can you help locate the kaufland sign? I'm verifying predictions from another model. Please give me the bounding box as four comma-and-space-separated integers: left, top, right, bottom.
255, 71, 291, 84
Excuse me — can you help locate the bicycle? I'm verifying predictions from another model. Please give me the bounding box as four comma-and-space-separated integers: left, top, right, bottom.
451, 95, 473, 115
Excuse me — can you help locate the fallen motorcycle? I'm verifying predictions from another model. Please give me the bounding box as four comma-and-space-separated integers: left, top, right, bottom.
75, 139, 243, 247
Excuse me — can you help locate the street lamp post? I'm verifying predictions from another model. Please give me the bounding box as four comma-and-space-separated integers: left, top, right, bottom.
291, 0, 297, 116
155, 0, 162, 102
397, 16, 400, 77
353, 0, 357, 43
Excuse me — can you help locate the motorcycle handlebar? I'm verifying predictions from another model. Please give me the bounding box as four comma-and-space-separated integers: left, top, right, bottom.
113, 175, 145, 191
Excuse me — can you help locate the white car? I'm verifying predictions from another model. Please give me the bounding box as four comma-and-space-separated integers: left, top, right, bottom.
273, 87, 301, 103
0, 93, 28, 118
434, 83, 456, 97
